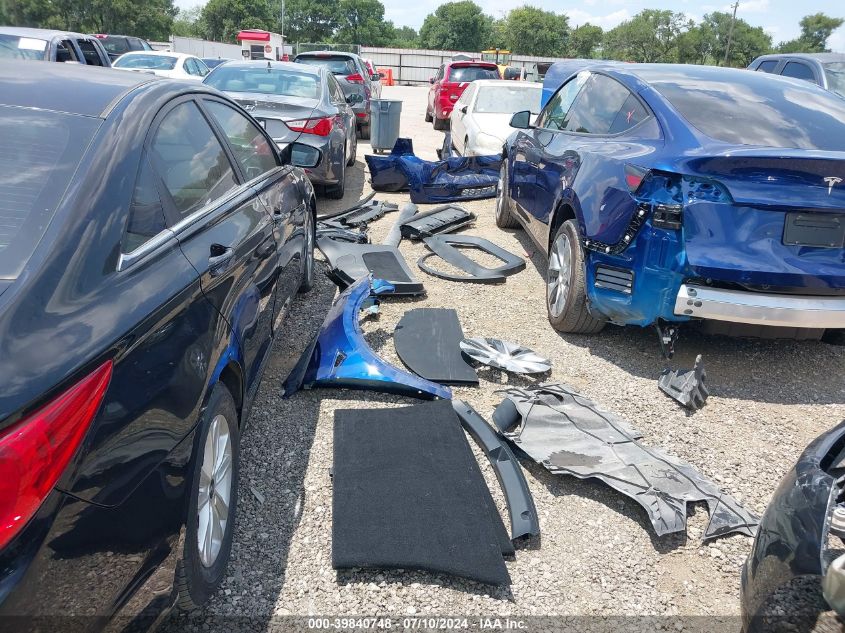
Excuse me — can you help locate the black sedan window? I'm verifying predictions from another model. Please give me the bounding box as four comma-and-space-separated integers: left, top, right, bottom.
205, 101, 278, 180
0, 106, 99, 278
123, 156, 167, 253
640, 66, 845, 150
150, 101, 238, 218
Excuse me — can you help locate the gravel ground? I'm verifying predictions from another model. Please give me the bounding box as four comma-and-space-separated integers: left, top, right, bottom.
189, 86, 845, 630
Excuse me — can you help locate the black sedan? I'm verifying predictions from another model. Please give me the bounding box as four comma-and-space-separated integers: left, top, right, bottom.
204, 60, 360, 199
0, 61, 316, 622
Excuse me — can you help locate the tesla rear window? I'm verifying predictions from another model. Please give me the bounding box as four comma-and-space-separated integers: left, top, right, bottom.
296, 56, 356, 75
114, 54, 176, 70
448, 66, 499, 82
639, 67, 845, 150
0, 107, 99, 279
205, 66, 321, 99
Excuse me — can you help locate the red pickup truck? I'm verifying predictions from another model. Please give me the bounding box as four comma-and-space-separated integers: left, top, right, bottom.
426, 60, 500, 130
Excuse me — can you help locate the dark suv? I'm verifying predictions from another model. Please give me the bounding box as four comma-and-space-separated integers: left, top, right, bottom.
749, 53, 845, 98
93, 33, 153, 63
294, 51, 378, 138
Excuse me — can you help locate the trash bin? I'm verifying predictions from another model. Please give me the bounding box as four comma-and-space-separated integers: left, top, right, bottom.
370, 99, 402, 154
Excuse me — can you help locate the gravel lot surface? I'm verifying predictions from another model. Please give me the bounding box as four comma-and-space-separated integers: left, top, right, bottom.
183, 86, 845, 630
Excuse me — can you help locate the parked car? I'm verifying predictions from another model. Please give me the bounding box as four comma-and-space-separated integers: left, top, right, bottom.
293, 51, 378, 138
426, 60, 500, 130
499, 64, 845, 336
749, 52, 845, 98
202, 57, 232, 70
113, 51, 210, 80
0, 60, 316, 623
0, 27, 110, 66
450, 79, 542, 156
205, 60, 358, 199
92, 33, 153, 62
362, 58, 382, 98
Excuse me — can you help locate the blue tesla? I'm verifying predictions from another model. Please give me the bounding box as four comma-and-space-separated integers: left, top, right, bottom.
498, 64, 845, 336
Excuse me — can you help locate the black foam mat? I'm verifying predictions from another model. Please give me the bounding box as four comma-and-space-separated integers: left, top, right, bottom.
393, 308, 478, 385
332, 400, 512, 586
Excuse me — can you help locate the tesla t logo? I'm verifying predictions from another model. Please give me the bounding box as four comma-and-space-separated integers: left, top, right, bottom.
824, 176, 842, 194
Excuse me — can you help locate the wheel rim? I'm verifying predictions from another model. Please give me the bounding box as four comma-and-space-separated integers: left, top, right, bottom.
197, 413, 233, 568
548, 232, 572, 318
496, 163, 507, 220
304, 210, 314, 280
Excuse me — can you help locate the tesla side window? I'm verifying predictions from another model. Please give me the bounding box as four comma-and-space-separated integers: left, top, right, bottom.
781, 61, 816, 83
205, 101, 278, 179
150, 101, 238, 217
537, 72, 587, 131
756, 60, 778, 73
123, 156, 167, 252
608, 93, 650, 134
565, 74, 634, 135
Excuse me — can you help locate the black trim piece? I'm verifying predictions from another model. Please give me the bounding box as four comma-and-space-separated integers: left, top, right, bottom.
383, 202, 418, 247
583, 204, 648, 255
399, 204, 476, 240
393, 308, 478, 385
417, 235, 525, 284
453, 400, 541, 542
594, 264, 634, 294
316, 238, 425, 296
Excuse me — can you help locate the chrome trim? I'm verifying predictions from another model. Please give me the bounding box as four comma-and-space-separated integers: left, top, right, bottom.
117, 230, 178, 272
674, 284, 845, 329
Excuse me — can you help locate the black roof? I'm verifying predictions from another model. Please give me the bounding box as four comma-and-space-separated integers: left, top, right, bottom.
0, 60, 156, 117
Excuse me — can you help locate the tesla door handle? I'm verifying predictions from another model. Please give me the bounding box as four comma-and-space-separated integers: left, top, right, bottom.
208, 245, 234, 276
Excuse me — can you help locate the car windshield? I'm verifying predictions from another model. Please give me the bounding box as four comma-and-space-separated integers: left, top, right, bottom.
0, 34, 47, 60
824, 62, 845, 98
448, 66, 499, 82
205, 66, 321, 99
98, 37, 128, 55
0, 106, 100, 279
114, 54, 176, 70
203, 58, 227, 69
475, 85, 542, 114
638, 66, 845, 150
296, 56, 356, 75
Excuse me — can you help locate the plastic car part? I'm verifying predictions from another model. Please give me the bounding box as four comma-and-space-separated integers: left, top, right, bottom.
321, 200, 400, 229
453, 400, 540, 542
281, 276, 450, 400
495, 383, 759, 541
393, 308, 478, 385
659, 354, 709, 410
316, 223, 369, 244
316, 238, 425, 296
824, 553, 845, 621
317, 192, 376, 220
382, 202, 418, 248
332, 400, 511, 586
365, 137, 502, 204
417, 235, 526, 284
741, 420, 845, 631
399, 205, 476, 241
459, 338, 552, 374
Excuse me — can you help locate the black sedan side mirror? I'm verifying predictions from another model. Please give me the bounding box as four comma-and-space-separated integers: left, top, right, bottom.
279, 141, 321, 168
510, 110, 533, 129
460, 105, 468, 114
346, 93, 364, 105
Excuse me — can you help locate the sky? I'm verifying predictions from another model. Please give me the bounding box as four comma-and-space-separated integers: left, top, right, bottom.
174, 0, 845, 51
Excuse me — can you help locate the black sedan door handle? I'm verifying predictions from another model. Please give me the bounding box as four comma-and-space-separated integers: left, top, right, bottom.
208, 244, 234, 276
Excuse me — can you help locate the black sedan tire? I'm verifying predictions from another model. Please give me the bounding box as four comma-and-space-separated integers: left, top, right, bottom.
495, 160, 521, 229
346, 131, 357, 167
175, 382, 240, 610
358, 123, 370, 140
298, 204, 316, 293
547, 220, 605, 334
325, 157, 346, 199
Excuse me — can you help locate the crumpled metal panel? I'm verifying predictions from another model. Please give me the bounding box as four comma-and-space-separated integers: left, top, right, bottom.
495, 383, 759, 541
365, 138, 501, 204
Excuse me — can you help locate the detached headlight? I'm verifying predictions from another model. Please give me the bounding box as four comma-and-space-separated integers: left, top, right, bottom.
474, 132, 504, 155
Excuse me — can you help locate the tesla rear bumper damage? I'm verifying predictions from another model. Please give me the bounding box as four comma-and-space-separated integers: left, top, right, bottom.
741, 421, 845, 631
282, 276, 451, 400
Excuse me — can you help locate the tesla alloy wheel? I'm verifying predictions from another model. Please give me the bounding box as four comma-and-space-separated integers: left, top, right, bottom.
176, 383, 240, 609
546, 220, 605, 334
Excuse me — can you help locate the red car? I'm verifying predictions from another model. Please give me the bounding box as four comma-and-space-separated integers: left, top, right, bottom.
426, 61, 500, 130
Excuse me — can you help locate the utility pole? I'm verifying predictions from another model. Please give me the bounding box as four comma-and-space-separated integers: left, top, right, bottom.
279, 0, 285, 56
723, 1, 739, 66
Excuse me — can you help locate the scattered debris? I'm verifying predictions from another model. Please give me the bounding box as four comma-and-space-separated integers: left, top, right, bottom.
418, 234, 525, 283
659, 354, 709, 410
316, 238, 425, 296
460, 338, 552, 374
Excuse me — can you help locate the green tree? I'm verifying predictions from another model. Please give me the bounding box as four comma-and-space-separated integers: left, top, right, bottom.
677, 12, 771, 67
778, 13, 844, 53
283, 0, 340, 44
503, 6, 568, 57
568, 23, 603, 58
390, 25, 420, 48
201, 0, 274, 43
419, 1, 493, 52
172, 6, 205, 39
334, 0, 392, 45
603, 9, 691, 63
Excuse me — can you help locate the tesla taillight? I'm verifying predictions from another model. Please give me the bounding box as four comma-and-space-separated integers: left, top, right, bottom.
624, 164, 650, 193
0, 361, 112, 550
286, 117, 334, 137
346, 73, 364, 84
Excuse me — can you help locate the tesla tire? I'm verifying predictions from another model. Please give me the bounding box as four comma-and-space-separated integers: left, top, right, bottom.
495, 161, 520, 229
175, 382, 240, 610
547, 220, 605, 334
